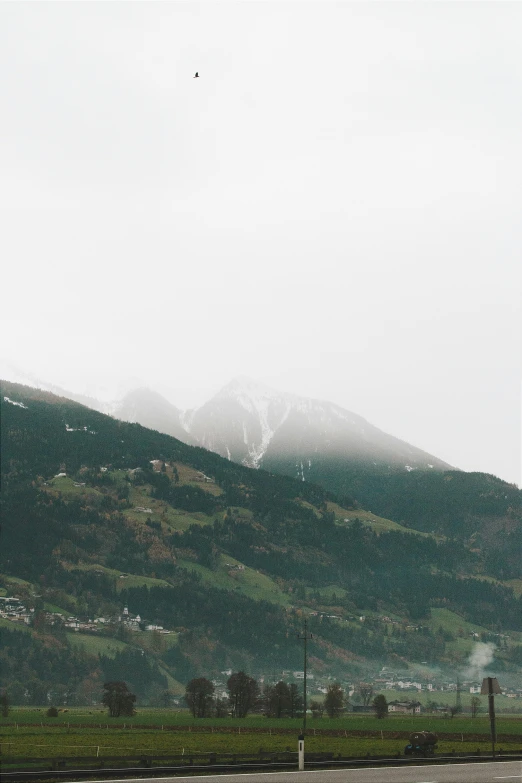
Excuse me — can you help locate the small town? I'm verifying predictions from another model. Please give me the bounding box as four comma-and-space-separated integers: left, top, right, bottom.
2, 594, 521, 709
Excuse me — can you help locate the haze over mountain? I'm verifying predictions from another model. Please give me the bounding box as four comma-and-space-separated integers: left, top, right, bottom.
181, 376, 453, 476
0, 362, 453, 493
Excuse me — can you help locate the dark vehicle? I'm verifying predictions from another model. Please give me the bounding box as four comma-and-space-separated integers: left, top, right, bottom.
404, 731, 438, 757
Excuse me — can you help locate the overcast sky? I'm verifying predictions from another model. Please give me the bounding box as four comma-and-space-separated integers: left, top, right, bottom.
1, 2, 520, 486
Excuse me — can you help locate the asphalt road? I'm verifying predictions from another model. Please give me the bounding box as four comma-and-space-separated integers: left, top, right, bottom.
88, 761, 521, 783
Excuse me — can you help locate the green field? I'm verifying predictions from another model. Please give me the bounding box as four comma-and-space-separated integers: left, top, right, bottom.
306, 585, 349, 601
506, 579, 522, 598
65, 633, 132, 657
66, 629, 180, 659
1, 730, 517, 761
327, 503, 432, 537
429, 608, 490, 638
1, 575, 33, 589
62, 562, 171, 592
124, 485, 214, 533
177, 555, 291, 605
43, 602, 71, 614
1, 715, 521, 764
0, 617, 31, 632
2, 708, 521, 735
372, 688, 520, 713
426, 607, 522, 658
45, 476, 104, 498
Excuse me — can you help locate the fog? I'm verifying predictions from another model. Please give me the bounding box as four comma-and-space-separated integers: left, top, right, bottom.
1, 2, 520, 485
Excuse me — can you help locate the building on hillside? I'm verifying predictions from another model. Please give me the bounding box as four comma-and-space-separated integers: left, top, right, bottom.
117, 606, 141, 629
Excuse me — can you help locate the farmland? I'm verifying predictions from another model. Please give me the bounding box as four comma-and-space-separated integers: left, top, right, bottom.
1, 723, 521, 766
1, 729, 518, 761
1, 709, 521, 778
3, 707, 522, 733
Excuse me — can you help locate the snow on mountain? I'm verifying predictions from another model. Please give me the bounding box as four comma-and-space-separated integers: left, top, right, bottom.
3, 395, 29, 409
0, 363, 453, 481
182, 376, 454, 476
183, 377, 301, 468
209, 377, 295, 467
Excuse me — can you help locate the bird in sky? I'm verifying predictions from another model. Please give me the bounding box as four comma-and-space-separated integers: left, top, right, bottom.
194, 72, 199, 78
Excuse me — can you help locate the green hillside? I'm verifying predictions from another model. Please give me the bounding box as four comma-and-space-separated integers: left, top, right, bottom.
1, 380, 521, 706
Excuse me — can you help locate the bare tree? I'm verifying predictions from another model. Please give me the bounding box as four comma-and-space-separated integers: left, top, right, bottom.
102, 681, 136, 717
470, 696, 481, 718
310, 699, 324, 718
214, 697, 229, 717
185, 677, 215, 718
0, 690, 10, 718
325, 683, 345, 718
372, 694, 388, 719
357, 682, 374, 707
265, 681, 291, 718
288, 683, 303, 718
227, 671, 259, 718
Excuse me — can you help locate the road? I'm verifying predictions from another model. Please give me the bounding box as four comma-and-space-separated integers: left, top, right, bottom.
86, 761, 521, 783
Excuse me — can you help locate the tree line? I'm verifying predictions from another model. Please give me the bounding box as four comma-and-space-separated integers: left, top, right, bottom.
184, 673, 389, 720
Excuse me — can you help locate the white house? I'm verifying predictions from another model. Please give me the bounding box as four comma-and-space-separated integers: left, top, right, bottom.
388, 700, 422, 714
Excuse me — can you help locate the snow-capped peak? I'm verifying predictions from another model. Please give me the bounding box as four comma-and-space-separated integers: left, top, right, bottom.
206, 377, 298, 467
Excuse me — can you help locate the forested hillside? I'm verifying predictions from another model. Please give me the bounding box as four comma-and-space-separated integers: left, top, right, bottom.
263, 458, 522, 578
1, 381, 521, 706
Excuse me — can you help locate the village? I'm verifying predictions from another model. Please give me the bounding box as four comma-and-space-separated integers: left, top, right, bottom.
0, 596, 173, 635
2, 595, 521, 708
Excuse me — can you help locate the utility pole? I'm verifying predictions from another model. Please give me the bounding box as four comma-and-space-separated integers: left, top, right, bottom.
481, 677, 501, 757
297, 618, 312, 771
297, 617, 313, 732
455, 676, 462, 714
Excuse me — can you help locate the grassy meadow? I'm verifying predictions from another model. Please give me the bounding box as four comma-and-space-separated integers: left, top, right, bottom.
3, 707, 522, 733
2, 729, 517, 761
1, 709, 520, 768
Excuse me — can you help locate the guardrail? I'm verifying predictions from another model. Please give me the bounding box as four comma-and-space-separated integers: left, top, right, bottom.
1, 749, 521, 781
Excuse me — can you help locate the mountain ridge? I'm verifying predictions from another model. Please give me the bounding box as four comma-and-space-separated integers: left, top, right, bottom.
0, 363, 454, 480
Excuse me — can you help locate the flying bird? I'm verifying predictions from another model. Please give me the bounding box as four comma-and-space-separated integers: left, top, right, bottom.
194, 72, 199, 78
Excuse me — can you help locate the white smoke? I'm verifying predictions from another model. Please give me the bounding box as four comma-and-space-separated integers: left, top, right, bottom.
463, 642, 496, 681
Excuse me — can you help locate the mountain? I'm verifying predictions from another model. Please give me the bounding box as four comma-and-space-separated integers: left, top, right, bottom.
103, 376, 454, 481
183, 376, 452, 486
1, 378, 521, 707
1, 367, 519, 545
112, 387, 197, 445
0, 367, 455, 496
0, 359, 131, 416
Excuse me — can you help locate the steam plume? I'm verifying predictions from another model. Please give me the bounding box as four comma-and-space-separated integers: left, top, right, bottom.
463, 642, 496, 681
